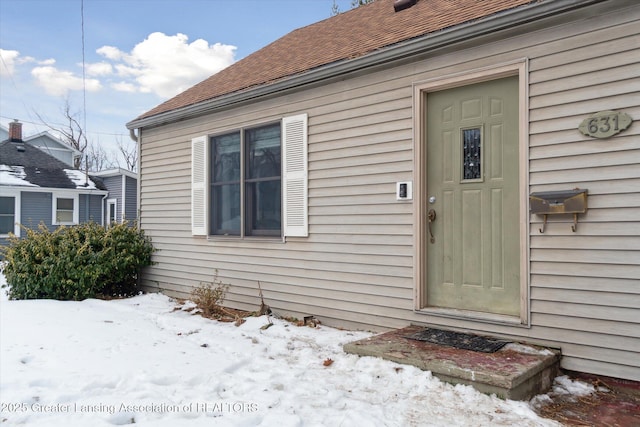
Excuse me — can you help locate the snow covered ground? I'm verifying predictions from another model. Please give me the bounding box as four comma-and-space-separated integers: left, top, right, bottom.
0, 273, 590, 426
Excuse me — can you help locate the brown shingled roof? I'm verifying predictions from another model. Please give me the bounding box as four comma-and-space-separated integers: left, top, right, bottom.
136, 0, 535, 121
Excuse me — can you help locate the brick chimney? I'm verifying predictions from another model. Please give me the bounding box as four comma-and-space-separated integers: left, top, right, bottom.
9, 119, 23, 142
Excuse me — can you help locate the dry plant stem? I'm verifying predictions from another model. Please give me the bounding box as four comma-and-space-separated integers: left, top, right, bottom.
257, 281, 271, 316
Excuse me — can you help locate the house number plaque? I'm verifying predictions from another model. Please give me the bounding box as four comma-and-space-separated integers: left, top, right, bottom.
578, 110, 632, 139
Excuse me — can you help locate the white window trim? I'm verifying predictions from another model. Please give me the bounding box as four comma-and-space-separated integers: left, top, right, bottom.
191, 113, 308, 239
107, 198, 117, 225
0, 190, 21, 238
121, 175, 127, 221
52, 192, 80, 225
411, 58, 530, 326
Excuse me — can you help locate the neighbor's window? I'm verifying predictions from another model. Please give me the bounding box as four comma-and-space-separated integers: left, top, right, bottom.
55, 197, 75, 224
0, 196, 15, 235
210, 122, 281, 237
107, 199, 117, 226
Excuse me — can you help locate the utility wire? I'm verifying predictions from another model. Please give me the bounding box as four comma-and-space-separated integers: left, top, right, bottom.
81, 0, 88, 154
0, 115, 126, 138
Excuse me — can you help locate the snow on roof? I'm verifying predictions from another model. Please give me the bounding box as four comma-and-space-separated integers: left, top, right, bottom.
64, 169, 98, 189
0, 164, 39, 187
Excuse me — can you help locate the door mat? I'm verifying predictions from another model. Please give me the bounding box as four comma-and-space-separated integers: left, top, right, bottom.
405, 328, 510, 353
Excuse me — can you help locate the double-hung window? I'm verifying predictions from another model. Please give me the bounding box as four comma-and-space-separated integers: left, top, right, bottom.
191, 113, 308, 239
0, 196, 16, 236
210, 132, 242, 235
56, 198, 74, 223
52, 194, 79, 225
211, 123, 282, 237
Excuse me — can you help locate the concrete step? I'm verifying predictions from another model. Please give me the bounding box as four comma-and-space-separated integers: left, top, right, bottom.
343, 325, 560, 401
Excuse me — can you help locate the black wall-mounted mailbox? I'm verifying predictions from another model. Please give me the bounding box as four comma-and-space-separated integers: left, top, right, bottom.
529, 189, 588, 233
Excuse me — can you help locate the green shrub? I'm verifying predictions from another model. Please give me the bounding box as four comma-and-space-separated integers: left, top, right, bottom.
1, 221, 154, 300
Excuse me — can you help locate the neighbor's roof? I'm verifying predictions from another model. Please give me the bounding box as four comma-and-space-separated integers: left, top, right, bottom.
0, 140, 106, 190
25, 131, 83, 156
92, 168, 138, 179
133, 0, 537, 123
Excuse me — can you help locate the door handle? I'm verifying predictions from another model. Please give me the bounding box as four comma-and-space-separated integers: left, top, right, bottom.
428, 209, 436, 243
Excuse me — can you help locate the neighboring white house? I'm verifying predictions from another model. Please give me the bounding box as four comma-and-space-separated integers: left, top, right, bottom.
127, 0, 639, 382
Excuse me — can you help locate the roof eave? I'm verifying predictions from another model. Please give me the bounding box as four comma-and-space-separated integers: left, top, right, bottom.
92, 168, 138, 179
126, 0, 603, 131
0, 183, 109, 195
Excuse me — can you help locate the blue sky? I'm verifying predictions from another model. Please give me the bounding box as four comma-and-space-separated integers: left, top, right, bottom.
1, 0, 352, 165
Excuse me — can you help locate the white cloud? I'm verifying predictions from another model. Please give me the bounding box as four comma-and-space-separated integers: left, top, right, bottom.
85, 61, 113, 76
111, 81, 136, 93
31, 66, 102, 96
1, 49, 39, 77
97, 32, 236, 99
96, 45, 123, 61
0, 49, 20, 76
114, 64, 140, 77
2, 31, 234, 126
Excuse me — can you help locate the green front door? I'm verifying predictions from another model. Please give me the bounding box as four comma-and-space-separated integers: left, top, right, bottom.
426, 76, 520, 316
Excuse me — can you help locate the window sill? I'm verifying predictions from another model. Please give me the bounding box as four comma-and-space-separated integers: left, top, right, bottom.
206, 235, 285, 244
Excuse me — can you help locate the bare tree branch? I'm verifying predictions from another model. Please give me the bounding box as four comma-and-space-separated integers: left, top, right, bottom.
331, 0, 341, 15
86, 141, 114, 172
34, 99, 135, 172
351, 0, 375, 7
116, 136, 138, 172
35, 99, 88, 169
332, 0, 375, 15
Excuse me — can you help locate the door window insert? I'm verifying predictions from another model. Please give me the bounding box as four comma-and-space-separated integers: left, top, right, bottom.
462, 126, 483, 181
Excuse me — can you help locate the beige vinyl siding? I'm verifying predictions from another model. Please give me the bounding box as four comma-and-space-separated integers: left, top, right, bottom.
138, 87, 417, 330
525, 8, 639, 378
138, 3, 639, 380
407, 5, 639, 382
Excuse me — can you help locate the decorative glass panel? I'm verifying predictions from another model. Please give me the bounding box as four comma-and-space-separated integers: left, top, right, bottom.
462, 127, 482, 180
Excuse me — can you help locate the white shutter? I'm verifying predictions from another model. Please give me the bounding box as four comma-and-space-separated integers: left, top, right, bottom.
282, 114, 308, 237
191, 135, 208, 236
